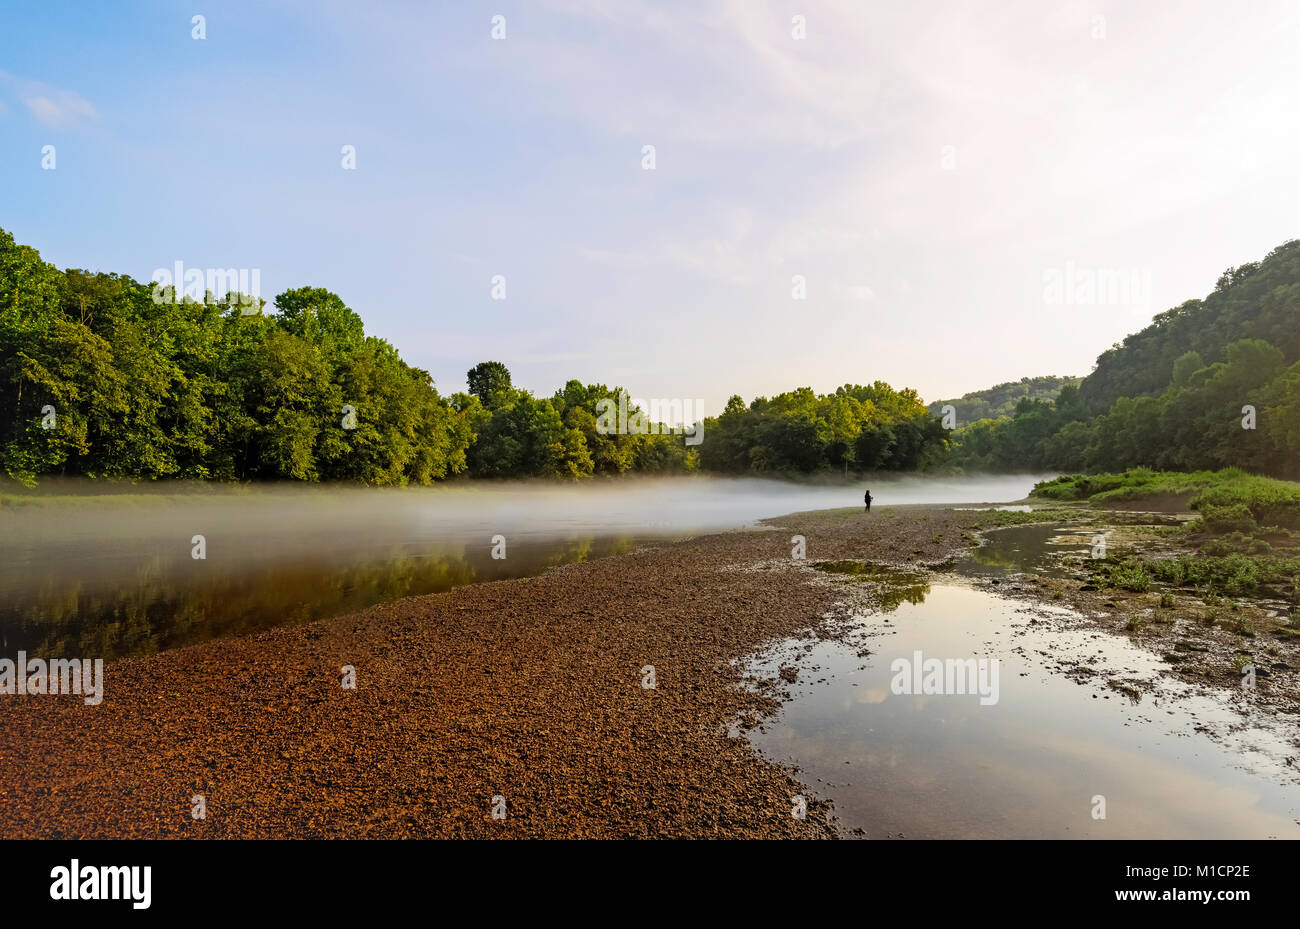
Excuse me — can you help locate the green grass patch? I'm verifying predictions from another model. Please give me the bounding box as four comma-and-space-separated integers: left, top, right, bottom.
1031, 468, 1233, 504
971, 507, 1074, 528
1032, 469, 1300, 531
1147, 553, 1300, 596
1107, 559, 1152, 592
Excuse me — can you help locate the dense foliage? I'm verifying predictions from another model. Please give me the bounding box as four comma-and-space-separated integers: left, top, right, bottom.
954, 240, 1300, 478
699, 384, 948, 474
3, 229, 947, 484
0, 229, 472, 485
928, 375, 1080, 422
11, 224, 1294, 485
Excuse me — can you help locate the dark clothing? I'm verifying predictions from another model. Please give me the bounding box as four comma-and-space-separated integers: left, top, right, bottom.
864, 492, 872, 513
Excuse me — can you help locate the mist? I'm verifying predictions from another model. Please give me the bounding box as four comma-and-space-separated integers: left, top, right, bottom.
1, 474, 1051, 657
4, 473, 1049, 550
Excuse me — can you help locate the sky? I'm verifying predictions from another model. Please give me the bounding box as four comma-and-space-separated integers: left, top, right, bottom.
2, 0, 1298, 416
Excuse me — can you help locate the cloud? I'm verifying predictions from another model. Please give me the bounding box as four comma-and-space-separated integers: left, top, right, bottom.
0, 73, 98, 128
23, 91, 98, 128
280, 1, 1300, 399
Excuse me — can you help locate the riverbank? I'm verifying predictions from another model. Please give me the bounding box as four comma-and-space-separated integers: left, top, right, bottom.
968, 513, 1300, 723
0, 503, 1009, 839
1, 498, 1294, 838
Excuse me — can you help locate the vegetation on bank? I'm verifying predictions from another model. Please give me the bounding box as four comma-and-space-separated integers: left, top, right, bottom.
1032, 468, 1226, 503
952, 240, 1300, 478
5, 225, 1300, 487
698, 384, 946, 474
928, 375, 1080, 422
0, 229, 954, 486
1032, 468, 1300, 531
1040, 468, 1300, 600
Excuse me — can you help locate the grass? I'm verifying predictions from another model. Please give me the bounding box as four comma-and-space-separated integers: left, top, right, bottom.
1148, 553, 1300, 596
1230, 615, 1256, 637
1107, 559, 1152, 592
972, 507, 1075, 528
1193, 474, 1300, 531
1034, 470, 1300, 599
1032, 468, 1300, 530
1032, 468, 1236, 504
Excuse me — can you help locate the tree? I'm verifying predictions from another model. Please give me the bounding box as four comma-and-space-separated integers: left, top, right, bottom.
466, 361, 514, 410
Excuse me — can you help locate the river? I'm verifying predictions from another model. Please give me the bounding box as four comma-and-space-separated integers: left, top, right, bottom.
0, 474, 1045, 658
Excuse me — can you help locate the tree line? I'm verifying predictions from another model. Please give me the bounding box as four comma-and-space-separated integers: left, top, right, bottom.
1, 229, 949, 485
929, 375, 1080, 422
952, 240, 1300, 478
7, 226, 1298, 485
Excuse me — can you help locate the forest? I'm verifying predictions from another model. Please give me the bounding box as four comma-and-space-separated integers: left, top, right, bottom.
0, 229, 943, 485
3, 227, 1298, 485
952, 240, 1300, 478
928, 375, 1080, 422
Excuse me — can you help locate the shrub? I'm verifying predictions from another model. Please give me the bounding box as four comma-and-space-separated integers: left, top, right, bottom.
1109, 559, 1152, 592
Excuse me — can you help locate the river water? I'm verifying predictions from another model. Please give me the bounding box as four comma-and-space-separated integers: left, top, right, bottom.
4, 477, 1295, 838
0, 474, 1043, 658
741, 523, 1300, 839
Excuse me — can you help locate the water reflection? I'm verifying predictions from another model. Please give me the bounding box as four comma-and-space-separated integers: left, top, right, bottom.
1, 475, 1047, 660
743, 580, 1300, 838
0, 536, 636, 659
956, 524, 1096, 578
812, 561, 932, 612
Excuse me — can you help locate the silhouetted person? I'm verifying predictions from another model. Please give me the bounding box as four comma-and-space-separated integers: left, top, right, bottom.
864, 489, 872, 513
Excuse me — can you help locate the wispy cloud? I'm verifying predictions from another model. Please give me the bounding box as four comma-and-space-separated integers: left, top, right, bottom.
0, 72, 98, 129
7, 0, 1299, 405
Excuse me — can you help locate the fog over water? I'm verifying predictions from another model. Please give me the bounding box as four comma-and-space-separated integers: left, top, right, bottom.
0, 474, 1048, 658
7, 473, 1048, 547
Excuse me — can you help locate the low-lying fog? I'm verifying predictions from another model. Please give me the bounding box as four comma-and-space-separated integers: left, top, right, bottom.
7, 473, 1048, 547
1, 474, 1052, 657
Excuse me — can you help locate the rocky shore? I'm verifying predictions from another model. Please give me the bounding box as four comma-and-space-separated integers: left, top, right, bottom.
0, 504, 987, 839
4, 500, 1294, 838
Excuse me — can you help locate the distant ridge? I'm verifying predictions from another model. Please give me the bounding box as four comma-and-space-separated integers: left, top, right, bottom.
928, 376, 1081, 422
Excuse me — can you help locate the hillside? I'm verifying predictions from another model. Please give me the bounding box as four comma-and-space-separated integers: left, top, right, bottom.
1078, 240, 1300, 412
928, 376, 1081, 422
953, 239, 1300, 478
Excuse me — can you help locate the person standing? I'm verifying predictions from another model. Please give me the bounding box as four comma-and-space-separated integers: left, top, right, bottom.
864, 489, 873, 513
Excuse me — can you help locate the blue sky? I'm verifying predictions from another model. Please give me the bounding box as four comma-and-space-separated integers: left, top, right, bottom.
3, 0, 1298, 414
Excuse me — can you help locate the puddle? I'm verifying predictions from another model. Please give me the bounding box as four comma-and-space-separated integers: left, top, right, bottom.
739, 574, 1300, 839
955, 523, 1097, 579
810, 562, 931, 612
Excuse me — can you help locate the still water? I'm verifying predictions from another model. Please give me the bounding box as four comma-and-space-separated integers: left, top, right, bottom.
0, 474, 1044, 658
741, 524, 1300, 838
